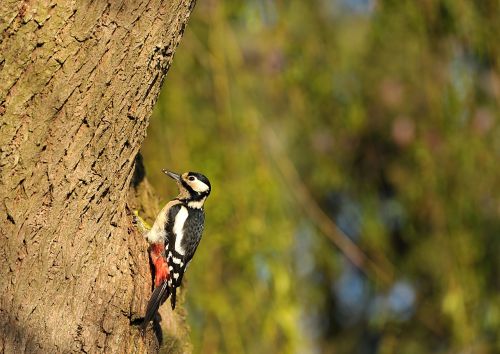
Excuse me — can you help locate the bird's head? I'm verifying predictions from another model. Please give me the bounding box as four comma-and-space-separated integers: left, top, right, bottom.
163, 169, 211, 208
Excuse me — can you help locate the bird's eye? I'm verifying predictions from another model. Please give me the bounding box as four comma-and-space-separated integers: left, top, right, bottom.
188, 176, 195, 181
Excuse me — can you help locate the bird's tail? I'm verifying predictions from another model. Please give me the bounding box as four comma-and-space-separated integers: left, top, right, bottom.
141, 281, 170, 332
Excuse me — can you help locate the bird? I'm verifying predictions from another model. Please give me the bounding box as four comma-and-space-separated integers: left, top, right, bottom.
141, 169, 211, 331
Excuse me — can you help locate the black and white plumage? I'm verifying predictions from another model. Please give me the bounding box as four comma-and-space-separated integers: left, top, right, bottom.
141, 170, 211, 331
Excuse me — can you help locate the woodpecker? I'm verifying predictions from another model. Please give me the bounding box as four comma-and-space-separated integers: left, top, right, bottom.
141, 169, 211, 331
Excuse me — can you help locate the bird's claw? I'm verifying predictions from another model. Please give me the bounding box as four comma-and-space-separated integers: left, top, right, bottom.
133, 210, 151, 235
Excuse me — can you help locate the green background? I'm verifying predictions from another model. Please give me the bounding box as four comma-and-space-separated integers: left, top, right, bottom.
142, 1, 500, 353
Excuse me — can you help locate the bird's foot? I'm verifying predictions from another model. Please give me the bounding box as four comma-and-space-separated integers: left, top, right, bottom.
133, 210, 151, 235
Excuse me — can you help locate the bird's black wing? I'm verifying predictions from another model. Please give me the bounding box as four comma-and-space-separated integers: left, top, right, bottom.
180, 208, 205, 270
168, 207, 205, 309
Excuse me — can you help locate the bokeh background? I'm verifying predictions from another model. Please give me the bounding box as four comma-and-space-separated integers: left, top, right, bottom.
142, 1, 500, 353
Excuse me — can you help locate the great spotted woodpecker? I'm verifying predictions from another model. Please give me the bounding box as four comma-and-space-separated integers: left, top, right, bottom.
141, 169, 211, 331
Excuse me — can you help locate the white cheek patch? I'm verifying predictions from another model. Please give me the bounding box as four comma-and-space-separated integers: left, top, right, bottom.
189, 179, 210, 193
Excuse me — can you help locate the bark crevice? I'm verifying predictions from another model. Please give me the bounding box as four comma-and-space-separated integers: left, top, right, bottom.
0, 1, 196, 353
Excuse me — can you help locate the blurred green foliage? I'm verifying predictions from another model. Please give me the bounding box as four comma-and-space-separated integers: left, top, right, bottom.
142, 0, 500, 353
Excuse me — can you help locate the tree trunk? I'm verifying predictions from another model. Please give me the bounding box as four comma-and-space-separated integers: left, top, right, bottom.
0, 1, 195, 352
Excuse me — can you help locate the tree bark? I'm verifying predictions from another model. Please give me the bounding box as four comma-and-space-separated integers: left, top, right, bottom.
0, 1, 195, 352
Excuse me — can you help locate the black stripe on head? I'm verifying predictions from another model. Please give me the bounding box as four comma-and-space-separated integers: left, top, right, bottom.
180, 179, 196, 195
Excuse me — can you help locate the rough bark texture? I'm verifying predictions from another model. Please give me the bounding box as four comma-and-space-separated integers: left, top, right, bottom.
0, 1, 195, 353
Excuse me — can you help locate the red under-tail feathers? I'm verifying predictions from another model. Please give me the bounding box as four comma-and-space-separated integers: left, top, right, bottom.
141, 244, 171, 332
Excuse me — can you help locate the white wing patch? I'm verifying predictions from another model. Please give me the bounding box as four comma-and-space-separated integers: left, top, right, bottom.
173, 206, 189, 255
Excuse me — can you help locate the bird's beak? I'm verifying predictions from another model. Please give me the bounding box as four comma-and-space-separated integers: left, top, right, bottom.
163, 169, 181, 181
